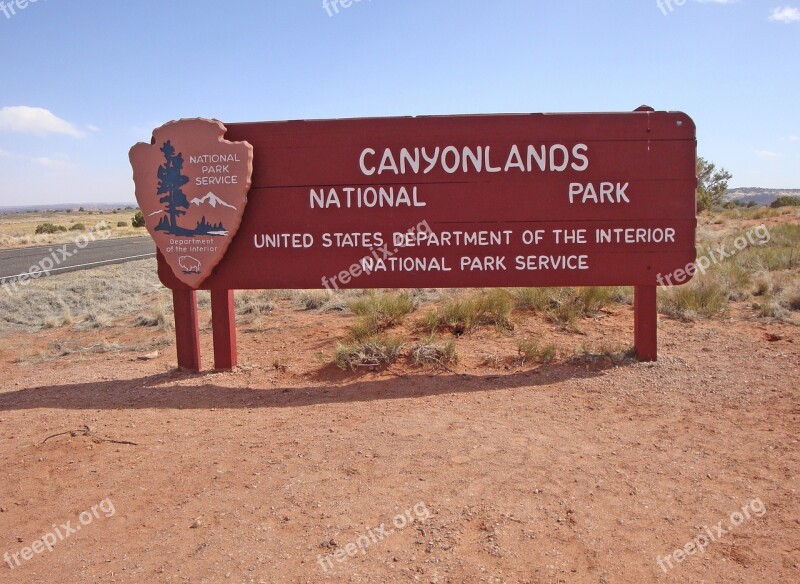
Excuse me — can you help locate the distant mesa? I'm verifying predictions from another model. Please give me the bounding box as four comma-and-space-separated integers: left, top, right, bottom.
725, 187, 800, 206
190, 192, 237, 211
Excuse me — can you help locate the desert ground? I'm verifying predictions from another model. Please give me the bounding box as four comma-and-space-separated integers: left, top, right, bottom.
0, 208, 798, 583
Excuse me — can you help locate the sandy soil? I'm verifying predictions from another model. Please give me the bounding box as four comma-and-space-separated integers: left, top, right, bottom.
0, 302, 798, 583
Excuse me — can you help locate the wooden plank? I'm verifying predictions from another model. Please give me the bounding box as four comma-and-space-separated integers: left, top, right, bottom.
211, 289, 237, 370
634, 285, 658, 361
172, 288, 201, 371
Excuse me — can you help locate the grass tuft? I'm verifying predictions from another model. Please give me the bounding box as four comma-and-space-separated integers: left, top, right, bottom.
658, 276, 728, 321
517, 338, 557, 365
411, 338, 458, 368
347, 291, 416, 341
235, 291, 275, 318
333, 335, 404, 371
425, 289, 513, 335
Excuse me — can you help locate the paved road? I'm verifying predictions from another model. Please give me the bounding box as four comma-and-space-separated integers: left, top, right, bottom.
0, 236, 156, 283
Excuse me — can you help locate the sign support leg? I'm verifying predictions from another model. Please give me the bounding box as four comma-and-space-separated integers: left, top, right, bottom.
173, 289, 201, 371
634, 285, 658, 362
211, 289, 237, 370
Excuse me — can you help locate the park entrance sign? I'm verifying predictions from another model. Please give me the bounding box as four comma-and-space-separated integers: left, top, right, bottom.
130, 107, 697, 371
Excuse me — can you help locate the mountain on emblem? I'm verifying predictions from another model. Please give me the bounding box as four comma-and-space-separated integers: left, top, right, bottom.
129, 119, 253, 288
190, 192, 238, 211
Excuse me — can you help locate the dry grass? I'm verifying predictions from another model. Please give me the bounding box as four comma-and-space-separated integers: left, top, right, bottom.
660, 222, 800, 322
658, 277, 729, 321
517, 338, 557, 365
235, 291, 276, 318
0, 209, 144, 249
513, 286, 631, 328
347, 291, 416, 341
1, 209, 796, 371
0, 258, 165, 331
332, 335, 404, 371
572, 343, 636, 366
425, 289, 513, 335
411, 338, 458, 368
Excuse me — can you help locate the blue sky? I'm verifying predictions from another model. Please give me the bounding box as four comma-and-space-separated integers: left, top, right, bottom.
0, 0, 798, 205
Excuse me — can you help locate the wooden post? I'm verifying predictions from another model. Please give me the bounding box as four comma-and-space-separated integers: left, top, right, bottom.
634, 285, 658, 362
211, 289, 237, 370
172, 289, 201, 371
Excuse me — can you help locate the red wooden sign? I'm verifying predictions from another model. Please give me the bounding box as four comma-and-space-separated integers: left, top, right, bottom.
132, 108, 697, 370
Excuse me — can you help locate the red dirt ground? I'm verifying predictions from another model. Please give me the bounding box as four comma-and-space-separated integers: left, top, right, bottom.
0, 301, 798, 583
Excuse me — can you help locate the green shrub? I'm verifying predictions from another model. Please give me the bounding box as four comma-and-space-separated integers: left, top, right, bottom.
34, 223, 68, 235
770, 196, 800, 208
132, 211, 146, 228
117, 221, 129, 227
69, 223, 86, 231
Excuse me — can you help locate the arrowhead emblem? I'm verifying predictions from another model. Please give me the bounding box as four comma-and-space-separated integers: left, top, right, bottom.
129, 119, 253, 288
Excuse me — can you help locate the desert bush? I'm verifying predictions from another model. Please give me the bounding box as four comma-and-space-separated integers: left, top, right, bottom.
34, 222, 67, 234
234, 291, 275, 318
696, 157, 731, 213
134, 302, 172, 329
715, 261, 751, 300
572, 343, 636, 365
132, 211, 145, 228
517, 338, 556, 365
117, 221, 129, 227
513, 286, 630, 327
69, 223, 85, 231
658, 276, 728, 321
297, 290, 332, 310
546, 287, 620, 326
770, 196, 800, 208
333, 336, 404, 371
785, 289, 800, 311
740, 224, 800, 272
480, 353, 502, 368
512, 288, 550, 312
425, 289, 513, 335
348, 291, 416, 327
346, 291, 416, 341
411, 338, 458, 367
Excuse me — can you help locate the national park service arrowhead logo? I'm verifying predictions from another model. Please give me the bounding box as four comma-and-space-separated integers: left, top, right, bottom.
129, 119, 253, 288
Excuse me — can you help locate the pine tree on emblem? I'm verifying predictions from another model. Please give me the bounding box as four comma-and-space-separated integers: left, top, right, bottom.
156, 141, 190, 234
